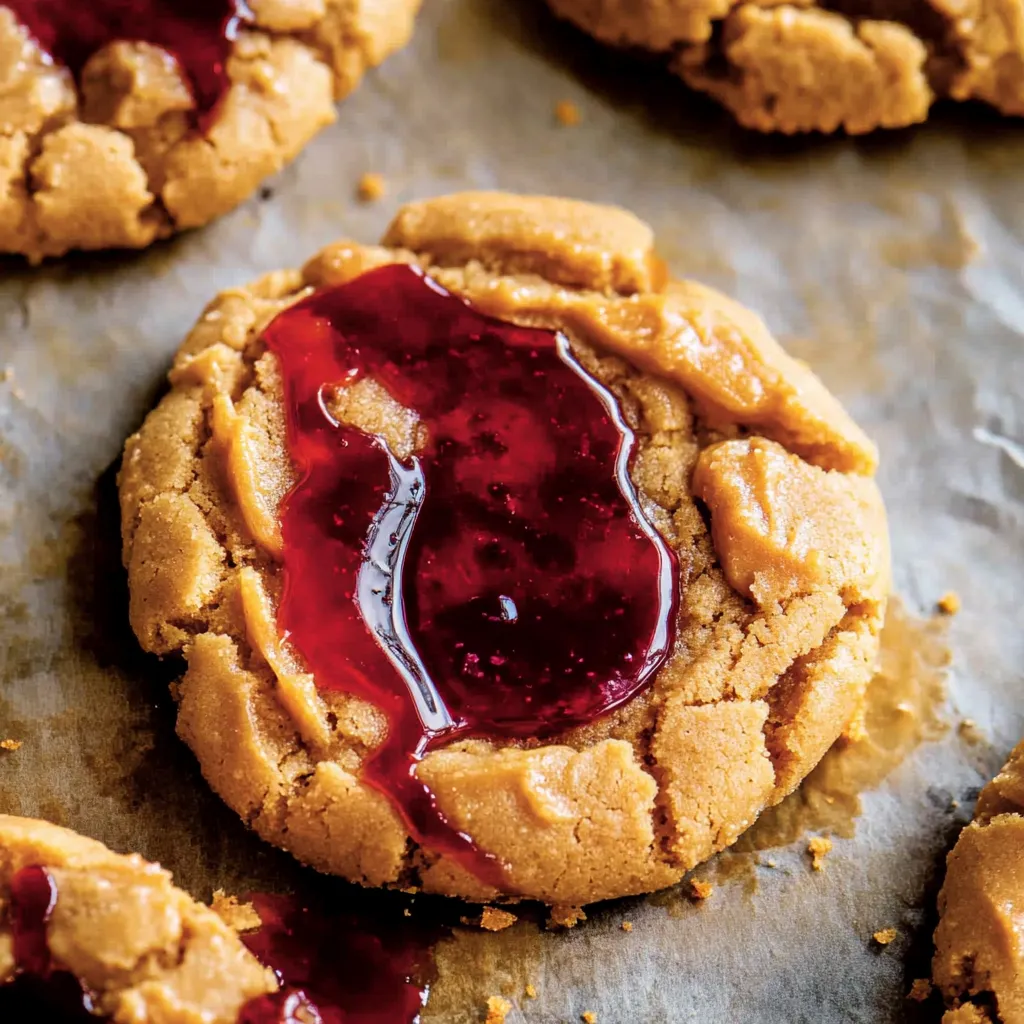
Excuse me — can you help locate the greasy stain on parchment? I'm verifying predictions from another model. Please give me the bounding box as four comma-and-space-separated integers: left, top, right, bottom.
695, 597, 951, 894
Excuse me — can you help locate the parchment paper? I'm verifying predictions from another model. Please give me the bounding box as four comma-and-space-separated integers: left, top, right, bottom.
2, 2, 1023, 1021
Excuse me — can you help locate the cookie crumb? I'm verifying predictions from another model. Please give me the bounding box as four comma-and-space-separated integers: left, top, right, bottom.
937, 591, 961, 615
689, 879, 714, 900
548, 904, 586, 929
872, 928, 898, 946
1, 739, 22, 751
958, 719, 984, 745
582, 1013, 597, 1024
620, 921, 633, 932
525, 984, 537, 999
0, 366, 12, 382
484, 995, 513, 1024
357, 173, 386, 202
481, 907, 518, 931
403, 907, 411, 917
907, 978, 932, 1001
210, 890, 262, 932
807, 836, 833, 871
764, 859, 777, 869
554, 99, 581, 126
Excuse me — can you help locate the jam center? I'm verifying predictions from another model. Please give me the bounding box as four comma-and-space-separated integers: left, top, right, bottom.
3, 0, 245, 125
264, 264, 678, 881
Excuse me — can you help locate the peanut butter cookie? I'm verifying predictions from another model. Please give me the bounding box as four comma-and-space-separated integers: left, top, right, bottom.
118, 192, 889, 907
934, 739, 1024, 1024
546, 0, 1024, 133
0, 0, 420, 262
0, 815, 277, 1022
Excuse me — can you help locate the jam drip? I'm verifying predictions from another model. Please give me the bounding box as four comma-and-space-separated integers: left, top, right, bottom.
1, 865, 101, 1021
239, 892, 440, 1024
264, 264, 678, 883
4, 0, 246, 126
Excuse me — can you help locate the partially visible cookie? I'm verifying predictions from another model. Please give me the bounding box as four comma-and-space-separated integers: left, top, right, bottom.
546, 0, 1024, 133
0, 0, 420, 262
0, 815, 276, 1022
934, 740, 1024, 1024
119, 191, 889, 907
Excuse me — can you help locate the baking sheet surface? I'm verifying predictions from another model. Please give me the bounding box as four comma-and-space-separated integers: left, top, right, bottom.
2, 2, 1024, 1021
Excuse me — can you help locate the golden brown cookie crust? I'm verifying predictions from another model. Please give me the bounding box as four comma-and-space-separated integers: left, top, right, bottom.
0, 0, 420, 262
119, 191, 889, 906
546, 0, 1024, 133
0, 816, 275, 1023
934, 740, 1024, 1024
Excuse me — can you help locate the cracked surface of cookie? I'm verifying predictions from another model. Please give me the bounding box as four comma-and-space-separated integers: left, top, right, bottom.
0, 0, 420, 262
118, 191, 889, 906
546, 0, 1024, 133
0, 815, 276, 1023
934, 739, 1024, 1024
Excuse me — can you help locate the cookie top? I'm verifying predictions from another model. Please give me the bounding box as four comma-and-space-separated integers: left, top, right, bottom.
0, 815, 276, 1023
546, 0, 1024, 133
934, 740, 1024, 1024
0, 0, 419, 262
119, 191, 889, 906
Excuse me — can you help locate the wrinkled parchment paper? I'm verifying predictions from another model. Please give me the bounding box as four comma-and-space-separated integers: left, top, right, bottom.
2, 2, 1023, 1021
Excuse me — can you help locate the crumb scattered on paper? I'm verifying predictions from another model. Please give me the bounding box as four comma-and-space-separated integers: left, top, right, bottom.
357, 172, 386, 202
484, 996, 512, 1024
525, 984, 537, 999
555, 99, 581, 126
872, 928, 898, 946
548, 904, 586, 928
1, 739, 22, 751
689, 879, 714, 900
620, 921, 633, 932
958, 719, 985, 745
481, 907, 518, 931
808, 836, 833, 871
210, 890, 262, 932
937, 591, 961, 615
582, 1013, 597, 1024
907, 978, 932, 1001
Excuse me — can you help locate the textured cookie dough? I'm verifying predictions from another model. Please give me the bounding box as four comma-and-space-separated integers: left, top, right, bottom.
0, 0, 419, 262
546, 0, 1024, 133
0, 816, 275, 1023
119, 191, 889, 906
934, 740, 1024, 1024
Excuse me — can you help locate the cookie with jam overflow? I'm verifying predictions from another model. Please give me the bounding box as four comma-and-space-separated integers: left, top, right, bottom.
545, 0, 1024, 134
119, 192, 890, 907
0, 0, 419, 262
934, 739, 1024, 1024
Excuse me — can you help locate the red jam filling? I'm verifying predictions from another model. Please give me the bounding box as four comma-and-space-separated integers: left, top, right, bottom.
238, 892, 441, 1024
3, 0, 246, 127
263, 263, 678, 883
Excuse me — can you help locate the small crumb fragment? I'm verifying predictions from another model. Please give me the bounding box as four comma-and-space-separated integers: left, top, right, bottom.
525, 984, 537, 999
0, 366, 12, 382
937, 591, 961, 615
1, 739, 22, 751
481, 907, 518, 931
582, 1013, 597, 1024
357, 172, 386, 202
484, 995, 512, 1024
210, 890, 262, 932
554, 99, 581, 126
620, 921, 633, 932
958, 719, 984, 745
764, 859, 777, 869
548, 904, 586, 929
807, 836, 833, 871
689, 879, 714, 900
403, 908, 411, 917
872, 928, 898, 946
907, 978, 932, 1001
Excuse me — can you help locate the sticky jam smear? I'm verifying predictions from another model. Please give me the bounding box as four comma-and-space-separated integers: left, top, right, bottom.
3, 0, 247, 127
263, 263, 678, 886
238, 892, 442, 1024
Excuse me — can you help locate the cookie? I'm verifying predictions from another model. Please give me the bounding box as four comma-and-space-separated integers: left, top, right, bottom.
934, 739, 1024, 1024
546, 0, 1024, 134
118, 191, 889, 906
0, 0, 420, 262
0, 815, 277, 1022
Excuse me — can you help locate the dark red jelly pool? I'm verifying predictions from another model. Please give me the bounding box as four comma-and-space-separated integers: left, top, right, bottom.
239, 892, 441, 1024
3, 0, 246, 126
263, 263, 678, 882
